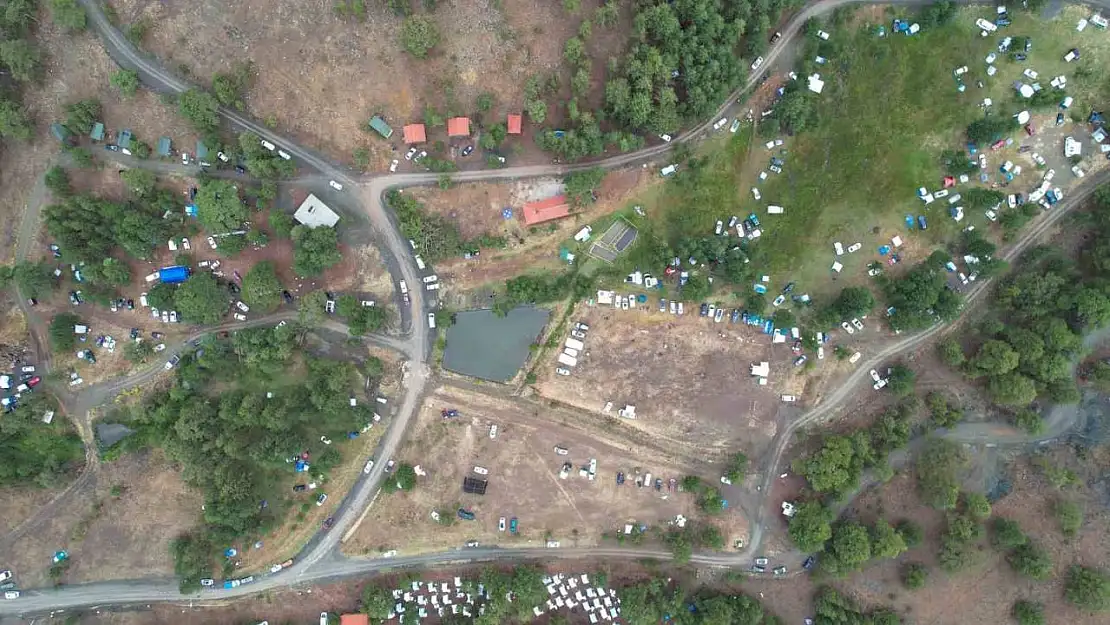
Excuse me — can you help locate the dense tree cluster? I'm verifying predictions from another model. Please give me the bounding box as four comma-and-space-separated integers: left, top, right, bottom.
1066, 565, 1110, 611
387, 190, 506, 263
883, 251, 962, 331
563, 168, 605, 208
916, 438, 965, 510
291, 225, 343, 277
45, 192, 172, 263
335, 295, 389, 336
115, 328, 381, 591
813, 586, 900, 625
0, 395, 84, 488
238, 132, 295, 179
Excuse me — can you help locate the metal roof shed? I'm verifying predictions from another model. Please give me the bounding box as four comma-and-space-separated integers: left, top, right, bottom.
157, 137, 172, 157
368, 115, 393, 139
196, 141, 209, 159
90, 122, 105, 141
118, 129, 132, 149
293, 193, 340, 228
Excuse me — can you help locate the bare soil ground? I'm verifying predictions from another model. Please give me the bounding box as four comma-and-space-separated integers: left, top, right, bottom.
533, 304, 792, 465
409, 168, 657, 305
343, 383, 740, 557
0, 450, 200, 588
107, 0, 631, 168
810, 448, 1110, 625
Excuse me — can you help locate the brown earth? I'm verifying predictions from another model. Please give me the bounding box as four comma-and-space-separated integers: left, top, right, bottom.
343, 383, 745, 557
107, 0, 632, 169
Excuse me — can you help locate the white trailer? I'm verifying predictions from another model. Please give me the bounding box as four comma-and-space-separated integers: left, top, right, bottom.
565, 337, 585, 351
557, 353, 577, 367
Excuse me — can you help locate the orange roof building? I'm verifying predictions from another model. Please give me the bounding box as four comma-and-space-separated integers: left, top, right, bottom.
447, 117, 471, 137
522, 195, 570, 226
402, 124, 426, 144
340, 615, 369, 625
507, 113, 523, 135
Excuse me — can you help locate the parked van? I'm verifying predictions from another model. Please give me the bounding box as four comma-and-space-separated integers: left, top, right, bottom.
414, 255, 426, 270
422, 274, 438, 284
398, 280, 408, 294
660, 164, 678, 176
427, 313, 436, 329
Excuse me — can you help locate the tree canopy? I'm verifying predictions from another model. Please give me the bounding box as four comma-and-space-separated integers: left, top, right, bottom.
195, 179, 248, 234
291, 225, 343, 277
400, 15, 439, 58
173, 273, 230, 324
241, 261, 283, 313
0, 396, 84, 488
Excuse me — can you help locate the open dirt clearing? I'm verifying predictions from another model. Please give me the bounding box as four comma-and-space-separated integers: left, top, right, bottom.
0, 450, 200, 587
534, 304, 795, 464
107, 0, 629, 167
343, 383, 748, 556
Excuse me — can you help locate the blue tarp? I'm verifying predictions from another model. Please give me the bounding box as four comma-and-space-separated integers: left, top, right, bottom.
753, 284, 767, 294
185, 204, 197, 216
878, 246, 891, 256
905, 215, 915, 229
294, 460, 308, 472
763, 320, 774, 334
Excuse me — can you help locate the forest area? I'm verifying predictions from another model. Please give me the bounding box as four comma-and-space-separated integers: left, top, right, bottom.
103, 325, 383, 591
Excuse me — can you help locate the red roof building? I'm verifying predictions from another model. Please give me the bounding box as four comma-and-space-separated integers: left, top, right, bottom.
402, 124, 426, 144
340, 615, 369, 625
507, 113, 523, 135
447, 117, 471, 137
522, 195, 570, 226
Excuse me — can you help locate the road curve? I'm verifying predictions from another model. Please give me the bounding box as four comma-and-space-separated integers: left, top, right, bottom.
6, 0, 1106, 618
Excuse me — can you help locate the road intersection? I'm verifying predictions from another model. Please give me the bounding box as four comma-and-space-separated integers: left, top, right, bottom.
3, 0, 1106, 617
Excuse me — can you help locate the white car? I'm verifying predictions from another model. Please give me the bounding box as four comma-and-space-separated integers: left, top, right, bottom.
781, 395, 797, 403
851, 318, 864, 330
841, 321, 855, 335
320, 613, 329, 625
161, 310, 169, 323
329, 180, 343, 191
4, 591, 19, 600
713, 117, 728, 131
873, 378, 888, 390
316, 494, 328, 507
236, 301, 250, 312
181, 238, 191, 250
216, 151, 229, 163
849, 351, 862, 364
320, 435, 332, 445
750, 56, 764, 71
234, 313, 247, 321
0, 570, 11, 582
181, 152, 189, 165
270, 564, 283, 573
870, 369, 881, 382
489, 424, 498, 439
499, 517, 507, 531
751, 187, 761, 200
555, 367, 571, 376
817, 30, 830, 40
140, 292, 148, 307
381, 550, 397, 558
169, 311, 178, 323
207, 236, 218, 249
405, 147, 418, 161
554, 446, 569, 455
659, 134, 672, 142
277, 149, 292, 161
473, 466, 489, 476
817, 347, 825, 360
154, 343, 166, 352
729, 119, 741, 133
261, 140, 276, 151
390, 159, 399, 172
847, 243, 862, 253
720, 475, 732, 485
363, 459, 375, 474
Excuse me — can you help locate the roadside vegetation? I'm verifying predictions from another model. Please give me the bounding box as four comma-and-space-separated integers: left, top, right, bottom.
0, 394, 84, 488
102, 326, 384, 592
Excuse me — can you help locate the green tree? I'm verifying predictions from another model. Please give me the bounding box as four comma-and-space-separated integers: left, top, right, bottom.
983, 509, 1018, 541
400, 15, 439, 58
119, 168, 157, 197
871, 519, 908, 559
937, 337, 965, 367
970, 339, 1020, 377
65, 99, 102, 135
173, 273, 229, 324
886, 364, 916, 396
788, 502, 832, 552
44, 167, 72, 197
269, 211, 294, 239
1055, 498, 1083, 537
392, 463, 417, 491
724, 452, 747, 483
917, 438, 965, 510
927, 392, 964, 429
125, 339, 154, 363
896, 519, 924, 547
170, 531, 213, 594
195, 179, 247, 233
902, 563, 927, 589
1012, 600, 1045, 625
964, 492, 991, 521
242, 261, 282, 313
476, 92, 494, 112
211, 62, 253, 110
1065, 565, 1110, 611
88, 258, 132, 286
49, 312, 81, 352
988, 372, 1038, 406
0, 38, 40, 82
352, 147, 371, 169
829, 522, 873, 571
49, 0, 86, 30
562, 169, 606, 209
831, 286, 875, 319
110, 69, 140, 97
362, 584, 394, 619
0, 97, 33, 140
796, 435, 858, 494
178, 89, 221, 133
563, 0, 581, 13
292, 225, 343, 277
1012, 407, 1044, 435
1007, 542, 1053, 580
563, 36, 586, 66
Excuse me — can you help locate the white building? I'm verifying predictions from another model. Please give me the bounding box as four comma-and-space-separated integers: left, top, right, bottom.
293, 193, 340, 228
807, 73, 825, 94
1064, 136, 1083, 158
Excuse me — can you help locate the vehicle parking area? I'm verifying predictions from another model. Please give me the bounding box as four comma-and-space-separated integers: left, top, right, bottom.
534, 305, 795, 464
344, 384, 716, 557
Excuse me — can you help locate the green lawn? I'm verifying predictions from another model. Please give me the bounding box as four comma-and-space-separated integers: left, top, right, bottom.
632, 5, 1110, 301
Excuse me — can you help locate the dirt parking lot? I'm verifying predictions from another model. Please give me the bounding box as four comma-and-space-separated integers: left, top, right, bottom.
534, 304, 804, 466
343, 383, 747, 556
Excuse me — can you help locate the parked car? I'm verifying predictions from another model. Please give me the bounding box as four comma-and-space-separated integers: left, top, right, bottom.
840, 321, 855, 335
207, 236, 218, 249
509, 517, 518, 534
0, 571, 11, 583
4, 591, 20, 600
851, 318, 864, 330
316, 493, 328, 507
498, 517, 507, 532
234, 313, 247, 321
793, 355, 808, 367
329, 180, 344, 191
200, 578, 214, 586
390, 159, 399, 172
555, 367, 571, 376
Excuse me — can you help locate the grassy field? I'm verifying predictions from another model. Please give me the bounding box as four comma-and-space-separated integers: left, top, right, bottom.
633, 4, 1110, 300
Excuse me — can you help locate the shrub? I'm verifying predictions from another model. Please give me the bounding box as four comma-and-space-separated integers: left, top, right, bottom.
902, 563, 927, 589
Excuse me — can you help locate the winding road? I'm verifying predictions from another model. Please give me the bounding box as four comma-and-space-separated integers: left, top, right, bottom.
4, 0, 1109, 617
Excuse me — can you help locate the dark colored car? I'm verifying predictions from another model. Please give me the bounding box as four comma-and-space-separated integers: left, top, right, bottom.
654, 478, 663, 491
699, 303, 709, 316
126, 299, 135, 310
803, 555, 817, 570
282, 290, 294, 304
227, 282, 240, 294
770, 31, 782, 44
616, 472, 625, 485
291, 484, 307, 493
457, 508, 476, 521
509, 517, 518, 534
235, 165, 246, 175
322, 517, 335, 530
1014, 52, 1027, 61
782, 281, 795, 294
152, 331, 165, 340
461, 145, 474, 157
442, 409, 459, 418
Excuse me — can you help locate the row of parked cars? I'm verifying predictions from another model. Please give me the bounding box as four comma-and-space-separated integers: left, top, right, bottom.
1, 364, 41, 413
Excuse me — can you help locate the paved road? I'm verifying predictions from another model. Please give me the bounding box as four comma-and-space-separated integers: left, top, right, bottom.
5, 0, 1108, 618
